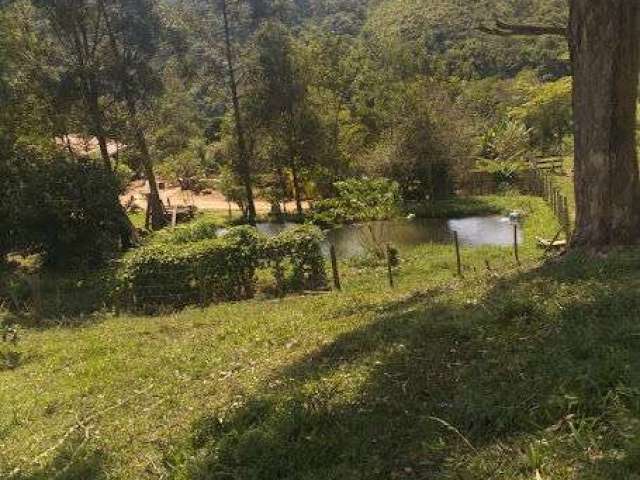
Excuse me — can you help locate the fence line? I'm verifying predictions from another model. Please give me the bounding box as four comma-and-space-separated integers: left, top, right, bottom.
528, 169, 572, 240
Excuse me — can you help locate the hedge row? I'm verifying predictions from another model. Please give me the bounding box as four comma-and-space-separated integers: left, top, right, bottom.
263, 225, 327, 295
117, 224, 327, 313
151, 219, 219, 244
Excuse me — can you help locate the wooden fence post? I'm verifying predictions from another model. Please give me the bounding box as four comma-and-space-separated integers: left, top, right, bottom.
562, 196, 571, 237
556, 192, 562, 221
330, 245, 341, 291
171, 207, 178, 227
513, 224, 520, 265
386, 244, 395, 288
453, 231, 462, 276
546, 176, 551, 202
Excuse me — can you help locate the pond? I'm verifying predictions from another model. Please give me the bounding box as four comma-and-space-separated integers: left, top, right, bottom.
254, 215, 522, 260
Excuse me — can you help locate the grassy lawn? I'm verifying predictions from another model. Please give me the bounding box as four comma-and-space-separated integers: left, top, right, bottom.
3, 196, 640, 479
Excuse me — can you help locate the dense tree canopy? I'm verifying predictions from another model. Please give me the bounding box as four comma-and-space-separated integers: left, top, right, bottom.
5, 0, 637, 257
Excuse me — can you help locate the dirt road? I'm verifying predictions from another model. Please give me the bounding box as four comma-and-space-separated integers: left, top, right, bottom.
120, 180, 307, 214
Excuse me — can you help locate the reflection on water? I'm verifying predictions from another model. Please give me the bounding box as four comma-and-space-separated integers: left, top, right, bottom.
448, 216, 522, 247
252, 216, 522, 260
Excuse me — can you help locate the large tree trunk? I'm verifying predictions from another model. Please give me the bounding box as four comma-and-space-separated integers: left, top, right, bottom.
569, 0, 640, 248
220, 0, 257, 225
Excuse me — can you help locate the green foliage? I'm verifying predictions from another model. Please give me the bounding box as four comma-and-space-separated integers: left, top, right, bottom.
263, 225, 327, 293
309, 177, 400, 227
363, 80, 475, 203
117, 226, 262, 312
362, 0, 568, 80
509, 76, 572, 153
1, 151, 126, 266
113, 162, 134, 193
117, 223, 327, 311
153, 220, 219, 244
476, 120, 531, 186
218, 165, 249, 213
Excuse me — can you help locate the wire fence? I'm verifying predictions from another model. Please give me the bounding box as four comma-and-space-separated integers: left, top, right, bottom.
527, 169, 573, 239
0, 259, 329, 322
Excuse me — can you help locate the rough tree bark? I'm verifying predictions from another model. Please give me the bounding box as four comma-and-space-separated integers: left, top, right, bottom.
480, 2, 640, 249
569, 0, 640, 248
220, 0, 257, 224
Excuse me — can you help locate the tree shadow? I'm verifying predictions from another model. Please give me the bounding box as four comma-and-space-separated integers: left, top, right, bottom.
414, 196, 504, 219
166, 250, 640, 479
7, 432, 107, 480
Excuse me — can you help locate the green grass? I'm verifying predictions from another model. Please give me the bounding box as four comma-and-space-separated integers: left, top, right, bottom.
3, 196, 640, 479
128, 211, 146, 229
414, 194, 529, 219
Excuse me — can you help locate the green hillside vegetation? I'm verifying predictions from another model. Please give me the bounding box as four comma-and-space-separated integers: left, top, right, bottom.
4, 0, 640, 479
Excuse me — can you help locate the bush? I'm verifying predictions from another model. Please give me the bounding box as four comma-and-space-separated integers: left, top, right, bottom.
475, 120, 531, 187
116, 224, 328, 311
117, 226, 262, 312
153, 219, 218, 244
1, 151, 127, 266
263, 225, 327, 294
308, 177, 400, 227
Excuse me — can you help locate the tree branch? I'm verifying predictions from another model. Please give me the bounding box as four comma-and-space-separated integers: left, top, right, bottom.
479, 20, 566, 37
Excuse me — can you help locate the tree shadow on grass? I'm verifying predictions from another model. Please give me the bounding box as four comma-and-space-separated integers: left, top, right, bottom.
1, 266, 113, 329
7, 433, 107, 480
167, 249, 640, 479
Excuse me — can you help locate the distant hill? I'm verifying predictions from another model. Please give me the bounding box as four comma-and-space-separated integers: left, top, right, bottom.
294, 0, 569, 79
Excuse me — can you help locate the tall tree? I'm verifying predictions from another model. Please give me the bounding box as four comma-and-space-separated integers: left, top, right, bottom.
99, 0, 167, 229
253, 23, 316, 215
569, 1, 640, 247
482, 1, 640, 250
42, 0, 114, 171
218, 0, 257, 223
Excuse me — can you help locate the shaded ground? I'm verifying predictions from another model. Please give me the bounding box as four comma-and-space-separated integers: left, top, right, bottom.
165, 250, 640, 480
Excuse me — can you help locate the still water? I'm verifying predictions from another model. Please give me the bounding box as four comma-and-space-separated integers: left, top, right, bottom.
256, 216, 522, 260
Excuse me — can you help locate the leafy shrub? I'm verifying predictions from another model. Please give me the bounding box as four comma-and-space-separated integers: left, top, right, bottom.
509, 76, 572, 154
153, 219, 218, 244
475, 120, 531, 187
117, 224, 328, 311
1, 151, 126, 266
117, 226, 262, 312
114, 162, 134, 193
263, 225, 327, 294
308, 177, 400, 227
